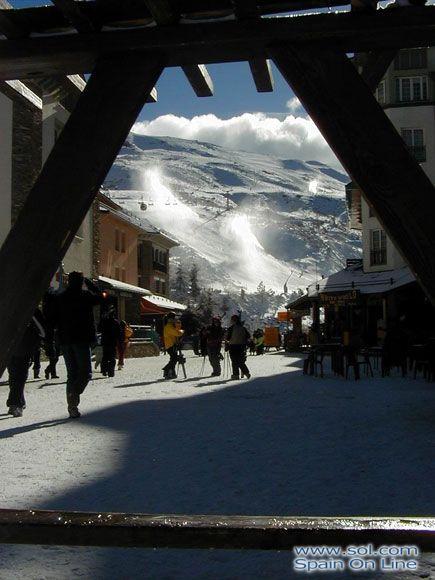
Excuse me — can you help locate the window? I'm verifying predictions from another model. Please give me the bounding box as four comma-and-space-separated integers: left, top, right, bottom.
395, 76, 428, 102
370, 230, 387, 266
162, 281, 166, 295
115, 267, 120, 280
368, 205, 375, 218
115, 229, 126, 253
401, 128, 426, 162
394, 49, 427, 71
155, 279, 161, 293
154, 248, 159, 261
121, 269, 126, 282
376, 80, 386, 105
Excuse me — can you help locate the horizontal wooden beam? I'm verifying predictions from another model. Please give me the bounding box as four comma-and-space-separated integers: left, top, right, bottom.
51, 0, 97, 34
0, 1, 350, 37
0, 55, 164, 376
249, 58, 274, 92
143, 0, 178, 25
0, 509, 434, 550
181, 64, 213, 97
271, 45, 435, 307
0, 7, 434, 79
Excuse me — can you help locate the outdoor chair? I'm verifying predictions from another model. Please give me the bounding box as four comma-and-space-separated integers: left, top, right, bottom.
345, 348, 373, 380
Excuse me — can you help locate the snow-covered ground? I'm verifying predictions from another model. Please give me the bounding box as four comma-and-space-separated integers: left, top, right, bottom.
1, 352, 435, 579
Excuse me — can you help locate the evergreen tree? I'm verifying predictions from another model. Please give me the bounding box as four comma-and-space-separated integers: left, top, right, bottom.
240, 288, 246, 302
189, 263, 201, 299
197, 289, 214, 324
174, 264, 187, 298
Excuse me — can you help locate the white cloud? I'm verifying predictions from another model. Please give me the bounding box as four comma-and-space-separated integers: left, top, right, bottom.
286, 96, 304, 115
132, 112, 340, 167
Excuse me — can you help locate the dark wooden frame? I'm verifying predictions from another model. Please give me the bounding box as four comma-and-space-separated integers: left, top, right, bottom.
0, 509, 434, 551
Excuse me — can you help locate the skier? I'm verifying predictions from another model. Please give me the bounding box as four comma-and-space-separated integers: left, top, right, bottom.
6, 309, 45, 417
226, 314, 251, 380
99, 309, 122, 378
162, 312, 184, 379
205, 316, 224, 377
253, 328, 265, 355
54, 271, 105, 418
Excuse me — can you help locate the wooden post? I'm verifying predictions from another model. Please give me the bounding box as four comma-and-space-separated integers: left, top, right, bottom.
0, 54, 164, 375
271, 45, 435, 306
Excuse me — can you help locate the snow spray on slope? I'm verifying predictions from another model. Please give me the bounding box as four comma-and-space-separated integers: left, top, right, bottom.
139, 167, 201, 236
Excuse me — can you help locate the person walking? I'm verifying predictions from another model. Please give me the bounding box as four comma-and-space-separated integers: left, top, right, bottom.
205, 316, 224, 377
117, 319, 133, 370
162, 312, 184, 379
42, 290, 60, 380
226, 314, 251, 380
99, 309, 122, 378
6, 310, 45, 417
54, 271, 104, 418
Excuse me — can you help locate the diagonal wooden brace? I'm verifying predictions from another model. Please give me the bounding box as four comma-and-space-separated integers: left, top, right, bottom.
270, 45, 435, 307
0, 54, 165, 375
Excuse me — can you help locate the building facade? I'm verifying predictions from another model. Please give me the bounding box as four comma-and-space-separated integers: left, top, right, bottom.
0, 75, 97, 285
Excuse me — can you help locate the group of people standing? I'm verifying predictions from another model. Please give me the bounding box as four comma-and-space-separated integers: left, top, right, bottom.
5, 271, 130, 419
162, 312, 252, 380
5, 272, 254, 420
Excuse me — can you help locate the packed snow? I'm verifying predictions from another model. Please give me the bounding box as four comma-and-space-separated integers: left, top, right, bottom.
1, 352, 434, 579
103, 135, 361, 293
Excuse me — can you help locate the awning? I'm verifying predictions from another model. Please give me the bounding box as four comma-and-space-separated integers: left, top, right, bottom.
141, 295, 187, 315
307, 264, 415, 298
99, 276, 152, 296
286, 294, 315, 311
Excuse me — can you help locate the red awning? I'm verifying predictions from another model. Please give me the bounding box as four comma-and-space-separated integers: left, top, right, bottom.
140, 298, 166, 315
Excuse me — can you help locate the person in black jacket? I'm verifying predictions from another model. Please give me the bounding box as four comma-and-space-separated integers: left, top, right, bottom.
54, 271, 104, 418
99, 309, 122, 378
205, 316, 224, 376
6, 309, 45, 417
226, 314, 251, 380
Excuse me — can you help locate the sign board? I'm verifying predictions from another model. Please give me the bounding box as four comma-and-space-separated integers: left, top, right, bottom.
319, 289, 360, 306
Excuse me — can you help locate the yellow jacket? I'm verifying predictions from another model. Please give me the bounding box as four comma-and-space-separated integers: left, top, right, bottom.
163, 322, 184, 349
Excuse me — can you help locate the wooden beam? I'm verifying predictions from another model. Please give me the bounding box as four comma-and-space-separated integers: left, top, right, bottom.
0, 7, 433, 80
181, 64, 213, 97
143, 0, 178, 25
146, 86, 157, 102
0, 55, 164, 376
0, 509, 435, 550
232, 0, 275, 93
271, 45, 435, 306
359, 49, 396, 91
248, 58, 274, 92
0, 0, 29, 39
51, 0, 97, 33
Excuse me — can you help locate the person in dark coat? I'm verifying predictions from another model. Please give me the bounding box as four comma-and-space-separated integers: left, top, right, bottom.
53, 271, 104, 418
205, 316, 224, 377
6, 309, 45, 417
42, 289, 61, 380
99, 309, 122, 377
226, 314, 251, 380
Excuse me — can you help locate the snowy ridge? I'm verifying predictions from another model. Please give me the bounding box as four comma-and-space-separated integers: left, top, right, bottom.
104, 134, 361, 292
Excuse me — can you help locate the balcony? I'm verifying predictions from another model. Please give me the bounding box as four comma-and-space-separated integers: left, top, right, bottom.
408, 145, 426, 163
370, 250, 387, 267
153, 261, 167, 274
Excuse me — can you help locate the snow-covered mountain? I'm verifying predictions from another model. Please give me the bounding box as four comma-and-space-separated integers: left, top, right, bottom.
104, 134, 361, 293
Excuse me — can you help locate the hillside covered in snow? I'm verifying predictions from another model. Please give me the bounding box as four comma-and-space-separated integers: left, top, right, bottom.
104, 134, 361, 293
